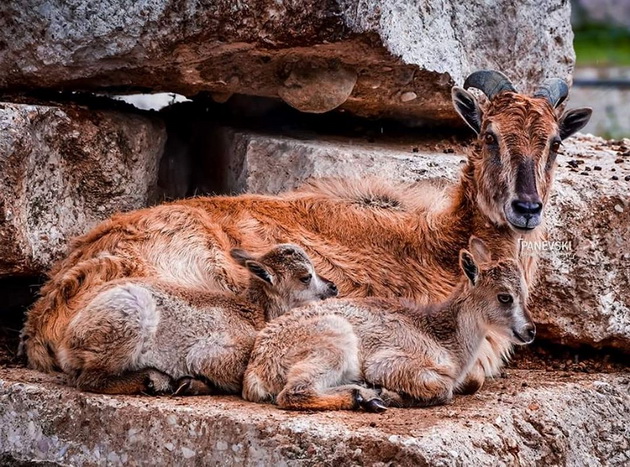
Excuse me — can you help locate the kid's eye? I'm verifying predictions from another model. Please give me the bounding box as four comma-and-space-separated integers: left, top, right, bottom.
497, 294, 513, 304
300, 274, 312, 284
484, 133, 496, 145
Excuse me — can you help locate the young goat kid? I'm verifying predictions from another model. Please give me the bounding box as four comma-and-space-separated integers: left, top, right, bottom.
243, 238, 534, 412
57, 244, 337, 395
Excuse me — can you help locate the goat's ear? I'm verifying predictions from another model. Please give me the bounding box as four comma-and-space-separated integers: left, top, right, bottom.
559, 108, 592, 140
452, 87, 483, 135
459, 249, 479, 285
469, 236, 492, 265
245, 260, 274, 285
230, 248, 254, 266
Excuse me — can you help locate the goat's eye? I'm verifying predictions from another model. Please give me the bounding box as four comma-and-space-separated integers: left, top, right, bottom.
550, 141, 561, 152
484, 133, 496, 145
300, 274, 312, 284
497, 294, 513, 304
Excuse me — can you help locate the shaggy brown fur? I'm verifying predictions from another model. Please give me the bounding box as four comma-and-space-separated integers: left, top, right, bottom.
21, 82, 590, 390
56, 244, 337, 395
243, 238, 534, 411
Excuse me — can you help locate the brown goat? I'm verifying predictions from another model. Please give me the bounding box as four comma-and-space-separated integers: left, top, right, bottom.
21, 71, 591, 391
56, 244, 337, 395
243, 238, 534, 411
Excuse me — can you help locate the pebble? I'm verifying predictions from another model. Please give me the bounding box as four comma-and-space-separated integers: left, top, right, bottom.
594, 166, 602, 171
614, 204, 624, 213
216, 441, 228, 451
400, 91, 417, 102
615, 158, 624, 164
625, 175, 630, 181
181, 447, 196, 459
612, 176, 619, 180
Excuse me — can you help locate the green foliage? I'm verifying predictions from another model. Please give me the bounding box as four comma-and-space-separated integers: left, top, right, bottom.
573, 24, 630, 66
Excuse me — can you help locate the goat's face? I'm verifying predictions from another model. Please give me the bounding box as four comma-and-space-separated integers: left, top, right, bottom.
459, 237, 535, 345
453, 71, 592, 232
231, 243, 338, 308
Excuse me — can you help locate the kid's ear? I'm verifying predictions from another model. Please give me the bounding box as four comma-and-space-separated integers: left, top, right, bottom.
459, 249, 479, 285
452, 87, 483, 135
230, 248, 254, 266
559, 108, 592, 140
468, 236, 491, 265
245, 260, 274, 285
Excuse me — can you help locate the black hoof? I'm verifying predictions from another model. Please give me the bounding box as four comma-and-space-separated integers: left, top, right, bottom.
363, 398, 388, 413
173, 376, 215, 396
352, 389, 365, 409
457, 379, 483, 395
144, 376, 164, 396
173, 376, 194, 396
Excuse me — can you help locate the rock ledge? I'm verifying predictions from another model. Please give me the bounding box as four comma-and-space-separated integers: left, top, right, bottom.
0, 366, 628, 466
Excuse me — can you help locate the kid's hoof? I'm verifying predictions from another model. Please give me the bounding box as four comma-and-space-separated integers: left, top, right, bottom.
353, 389, 387, 412
173, 377, 194, 396
173, 376, 214, 396
144, 369, 175, 395
457, 378, 483, 395
372, 386, 406, 407
363, 398, 388, 413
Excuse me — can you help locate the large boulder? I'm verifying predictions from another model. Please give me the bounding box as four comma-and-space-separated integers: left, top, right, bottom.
0, 365, 627, 466
0, 0, 574, 123
210, 128, 630, 352
532, 135, 630, 350
0, 103, 165, 277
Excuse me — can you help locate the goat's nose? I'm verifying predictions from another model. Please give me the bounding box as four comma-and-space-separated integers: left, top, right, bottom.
524, 323, 536, 342
512, 200, 542, 216
328, 282, 338, 295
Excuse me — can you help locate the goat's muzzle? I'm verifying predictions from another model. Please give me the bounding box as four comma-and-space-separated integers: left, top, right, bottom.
512, 323, 536, 345
505, 197, 543, 231
320, 277, 338, 299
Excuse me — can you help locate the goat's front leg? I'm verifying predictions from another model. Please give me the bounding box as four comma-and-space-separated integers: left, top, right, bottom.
72, 368, 175, 395
457, 330, 513, 395
363, 351, 455, 406
456, 363, 485, 395
276, 359, 387, 413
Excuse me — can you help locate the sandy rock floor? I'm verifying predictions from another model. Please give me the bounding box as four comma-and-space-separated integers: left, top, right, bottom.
1, 331, 628, 466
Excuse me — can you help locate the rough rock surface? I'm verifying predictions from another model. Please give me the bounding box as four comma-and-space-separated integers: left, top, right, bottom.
216, 129, 630, 351
0, 102, 165, 278
0, 1, 574, 123
0, 365, 628, 466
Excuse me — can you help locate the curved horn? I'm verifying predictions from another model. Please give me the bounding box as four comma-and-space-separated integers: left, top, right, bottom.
533, 78, 569, 108
463, 70, 516, 100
